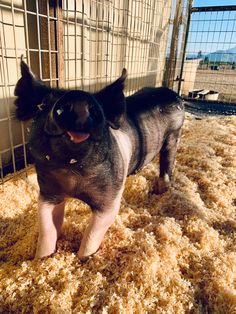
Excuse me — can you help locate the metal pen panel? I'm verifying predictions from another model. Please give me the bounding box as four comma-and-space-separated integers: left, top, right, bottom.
180, 5, 236, 103
0, 0, 174, 185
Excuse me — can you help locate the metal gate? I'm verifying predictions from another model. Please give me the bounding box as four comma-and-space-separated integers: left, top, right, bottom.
178, 4, 236, 105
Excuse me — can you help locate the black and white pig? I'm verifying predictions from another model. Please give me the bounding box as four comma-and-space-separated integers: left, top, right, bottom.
14, 60, 185, 261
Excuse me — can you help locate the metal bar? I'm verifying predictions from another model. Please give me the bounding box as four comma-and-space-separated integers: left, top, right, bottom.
0, 78, 59, 87
1, 166, 34, 185
17, 2, 29, 176
9, 0, 19, 174
66, 0, 69, 88
115, 0, 120, 78
191, 6, 236, 12
127, 1, 132, 94
129, 1, 135, 93
109, 2, 115, 84
56, 0, 64, 88
0, 48, 58, 53
145, 0, 154, 88
167, 0, 183, 90
88, 0, 91, 91
227, 11, 236, 102
0, 13, 4, 185
121, 0, 129, 93
35, 0, 43, 80
23, 0, 31, 65
136, 0, 142, 91
105, 0, 109, 86
178, 1, 192, 94
81, 0, 85, 90
46, 1, 52, 87
74, 0, 77, 89
95, 0, 98, 90
0, 143, 27, 154
139, 1, 148, 89
0, 3, 59, 19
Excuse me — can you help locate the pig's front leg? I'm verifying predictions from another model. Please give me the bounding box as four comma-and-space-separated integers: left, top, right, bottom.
154, 129, 181, 194
77, 195, 122, 261
35, 196, 65, 259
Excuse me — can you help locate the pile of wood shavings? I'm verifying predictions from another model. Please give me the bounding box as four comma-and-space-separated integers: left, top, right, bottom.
0, 115, 236, 313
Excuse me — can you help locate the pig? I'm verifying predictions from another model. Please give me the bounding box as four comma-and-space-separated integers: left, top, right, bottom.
14, 60, 185, 261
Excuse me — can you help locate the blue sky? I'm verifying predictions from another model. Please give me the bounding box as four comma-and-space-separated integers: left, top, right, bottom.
194, 0, 236, 6
187, 1, 236, 56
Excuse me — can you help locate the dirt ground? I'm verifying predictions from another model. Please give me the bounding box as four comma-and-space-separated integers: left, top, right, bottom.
0, 114, 236, 313
194, 69, 236, 103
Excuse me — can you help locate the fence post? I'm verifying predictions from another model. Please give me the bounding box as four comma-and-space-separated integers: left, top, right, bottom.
177, 0, 193, 95
166, 0, 182, 90
55, 0, 65, 88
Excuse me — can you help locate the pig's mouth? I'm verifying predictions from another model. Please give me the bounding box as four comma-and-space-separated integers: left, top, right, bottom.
67, 131, 90, 144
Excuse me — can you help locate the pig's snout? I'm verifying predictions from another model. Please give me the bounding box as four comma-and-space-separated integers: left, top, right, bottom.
71, 103, 89, 126
55, 103, 93, 132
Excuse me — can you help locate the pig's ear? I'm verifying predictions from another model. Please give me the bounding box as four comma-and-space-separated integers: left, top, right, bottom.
94, 68, 127, 129
14, 58, 51, 121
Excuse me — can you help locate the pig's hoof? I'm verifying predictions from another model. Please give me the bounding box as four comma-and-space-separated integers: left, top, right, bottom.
34, 251, 56, 260
35, 243, 57, 259
78, 248, 100, 263
79, 255, 92, 264
152, 177, 170, 195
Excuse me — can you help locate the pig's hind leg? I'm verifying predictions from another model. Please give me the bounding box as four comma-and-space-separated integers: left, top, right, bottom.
153, 129, 181, 194
35, 197, 65, 258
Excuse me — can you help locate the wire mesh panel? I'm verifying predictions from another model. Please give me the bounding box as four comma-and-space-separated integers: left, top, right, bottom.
61, 0, 173, 94
180, 5, 236, 103
0, 0, 178, 184
0, 0, 29, 183
0, 0, 61, 185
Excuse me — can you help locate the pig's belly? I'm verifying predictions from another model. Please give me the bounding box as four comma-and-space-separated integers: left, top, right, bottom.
134, 111, 165, 169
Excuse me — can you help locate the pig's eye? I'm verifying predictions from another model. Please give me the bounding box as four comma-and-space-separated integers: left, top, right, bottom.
56, 108, 64, 116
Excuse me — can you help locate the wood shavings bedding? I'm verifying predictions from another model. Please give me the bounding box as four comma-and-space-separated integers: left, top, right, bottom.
0, 115, 235, 313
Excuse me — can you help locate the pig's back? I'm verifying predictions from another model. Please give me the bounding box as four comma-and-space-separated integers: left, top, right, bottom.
126, 87, 182, 115
125, 87, 184, 174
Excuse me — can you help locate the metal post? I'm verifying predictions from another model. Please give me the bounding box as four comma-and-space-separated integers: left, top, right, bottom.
56, 0, 64, 88
177, 0, 193, 94
166, 0, 183, 90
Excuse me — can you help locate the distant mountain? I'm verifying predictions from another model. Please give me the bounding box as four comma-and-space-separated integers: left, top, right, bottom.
206, 46, 236, 63
187, 46, 236, 63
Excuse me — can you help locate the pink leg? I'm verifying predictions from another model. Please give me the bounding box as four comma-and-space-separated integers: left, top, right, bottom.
78, 198, 121, 260
35, 197, 65, 259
